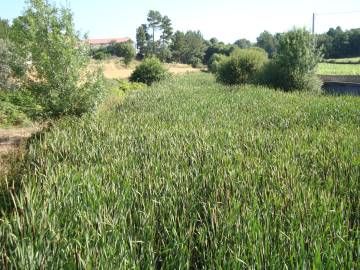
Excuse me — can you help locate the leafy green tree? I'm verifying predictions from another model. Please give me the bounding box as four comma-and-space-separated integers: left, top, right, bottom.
136, 24, 149, 59
147, 10, 162, 53
261, 28, 322, 92
203, 43, 235, 64
160, 16, 173, 46
183, 31, 207, 64
170, 31, 186, 63
11, 0, 104, 117
256, 31, 278, 58
112, 41, 136, 66
158, 45, 172, 63
0, 39, 13, 89
234, 38, 251, 49
348, 28, 360, 56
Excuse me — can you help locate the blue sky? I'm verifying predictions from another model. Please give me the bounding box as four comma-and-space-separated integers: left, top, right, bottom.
1, 0, 359, 43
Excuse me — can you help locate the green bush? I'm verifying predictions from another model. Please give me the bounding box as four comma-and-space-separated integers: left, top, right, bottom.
216, 48, 268, 85
11, 0, 104, 118
92, 49, 109, 60
129, 57, 170, 85
0, 101, 30, 127
111, 42, 136, 66
0, 89, 41, 126
208, 53, 227, 73
189, 57, 202, 68
260, 28, 323, 92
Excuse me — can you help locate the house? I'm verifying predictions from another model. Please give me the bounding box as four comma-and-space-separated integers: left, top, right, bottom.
86, 37, 131, 48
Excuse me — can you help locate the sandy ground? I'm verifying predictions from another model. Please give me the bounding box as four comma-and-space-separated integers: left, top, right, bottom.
88, 59, 201, 79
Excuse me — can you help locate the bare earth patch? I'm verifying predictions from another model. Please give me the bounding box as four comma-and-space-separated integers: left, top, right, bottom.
88, 59, 201, 79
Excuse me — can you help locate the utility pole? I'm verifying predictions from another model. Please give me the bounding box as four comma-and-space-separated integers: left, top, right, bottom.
312, 13, 315, 35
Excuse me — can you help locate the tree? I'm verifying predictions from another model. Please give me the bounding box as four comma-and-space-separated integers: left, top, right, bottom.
182, 31, 207, 64
136, 25, 148, 59
147, 10, 162, 53
256, 31, 278, 58
263, 28, 322, 92
112, 41, 136, 66
160, 16, 173, 46
348, 29, 360, 57
11, 0, 103, 117
234, 38, 251, 49
0, 18, 10, 40
170, 31, 186, 63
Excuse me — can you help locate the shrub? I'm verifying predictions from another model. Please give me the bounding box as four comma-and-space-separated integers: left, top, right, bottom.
116, 79, 147, 92
190, 57, 202, 68
92, 49, 109, 60
11, 0, 104, 117
129, 57, 169, 85
111, 42, 136, 66
0, 100, 30, 127
216, 48, 268, 85
260, 28, 323, 92
208, 53, 227, 73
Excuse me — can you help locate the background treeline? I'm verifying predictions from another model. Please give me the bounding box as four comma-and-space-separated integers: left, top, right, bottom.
316, 27, 360, 58
134, 11, 360, 65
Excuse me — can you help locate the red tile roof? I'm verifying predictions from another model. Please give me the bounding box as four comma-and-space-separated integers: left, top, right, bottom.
86, 37, 130, 45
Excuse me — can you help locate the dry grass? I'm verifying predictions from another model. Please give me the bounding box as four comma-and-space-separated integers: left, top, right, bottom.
88, 58, 201, 79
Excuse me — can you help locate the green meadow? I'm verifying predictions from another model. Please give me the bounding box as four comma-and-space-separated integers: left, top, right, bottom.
1, 73, 359, 269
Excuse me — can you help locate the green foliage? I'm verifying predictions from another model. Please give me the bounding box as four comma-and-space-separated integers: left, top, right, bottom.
203, 41, 235, 64
217, 48, 268, 85
129, 57, 170, 85
92, 48, 109, 60
234, 38, 252, 48
170, 31, 186, 62
0, 18, 10, 39
0, 100, 29, 127
0, 39, 26, 89
11, 0, 104, 117
182, 31, 207, 64
116, 79, 147, 92
158, 46, 172, 63
256, 31, 279, 58
317, 26, 360, 58
1, 73, 359, 268
160, 15, 173, 46
111, 42, 136, 66
136, 24, 149, 59
208, 53, 227, 73
0, 89, 42, 126
260, 28, 323, 92
189, 57, 202, 68
0, 39, 13, 89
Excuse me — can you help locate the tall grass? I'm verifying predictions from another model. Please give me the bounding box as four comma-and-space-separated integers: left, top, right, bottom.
1, 73, 359, 268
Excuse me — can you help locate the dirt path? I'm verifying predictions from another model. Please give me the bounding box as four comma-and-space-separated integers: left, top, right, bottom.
0, 126, 39, 174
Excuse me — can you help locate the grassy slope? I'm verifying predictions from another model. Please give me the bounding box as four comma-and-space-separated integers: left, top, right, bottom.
1, 73, 359, 268
317, 63, 360, 75
325, 57, 360, 63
